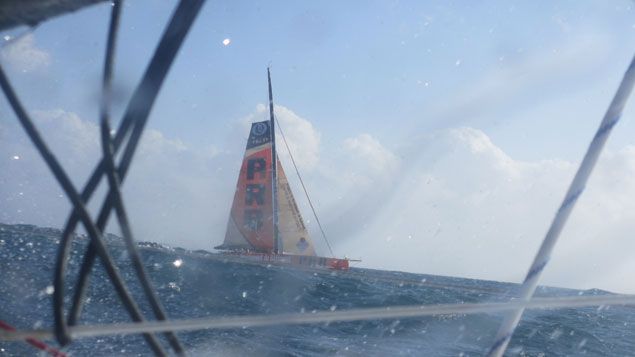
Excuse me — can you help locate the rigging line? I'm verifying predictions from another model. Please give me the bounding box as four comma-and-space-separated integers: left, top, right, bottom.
487, 53, 635, 357
64, 0, 125, 329
0, 65, 167, 357
55, 84, 145, 337
57, 0, 204, 339
274, 116, 336, 257
96, 2, 185, 355
0, 320, 67, 357
2, 293, 635, 342
59, 0, 123, 342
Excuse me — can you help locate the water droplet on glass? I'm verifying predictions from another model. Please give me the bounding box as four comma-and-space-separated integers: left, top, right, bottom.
549, 328, 563, 340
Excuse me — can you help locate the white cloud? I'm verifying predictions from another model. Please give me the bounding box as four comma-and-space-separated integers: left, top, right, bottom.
0, 34, 51, 72
0, 109, 232, 247
274, 105, 321, 171
242, 104, 321, 171
137, 128, 188, 156
3, 106, 635, 294
336, 127, 635, 293
343, 133, 399, 173
32, 109, 101, 164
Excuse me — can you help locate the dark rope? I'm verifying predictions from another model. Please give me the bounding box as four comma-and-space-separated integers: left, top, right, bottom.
57, 3, 205, 332
3, 1, 205, 354
42, 0, 204, 354
96, 1, 185, 354
65, 0, 205, 332
0, 65, 167, 356
50, 2, 172, 354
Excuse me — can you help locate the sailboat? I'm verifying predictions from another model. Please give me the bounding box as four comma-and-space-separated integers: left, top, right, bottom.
215, 69, 351, 270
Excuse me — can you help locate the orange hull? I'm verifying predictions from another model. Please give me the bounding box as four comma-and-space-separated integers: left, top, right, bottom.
221, 251, 349, 270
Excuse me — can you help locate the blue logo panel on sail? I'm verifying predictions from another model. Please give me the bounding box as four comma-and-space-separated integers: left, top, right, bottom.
296, 237, 309, 252
246, 121, 271, 149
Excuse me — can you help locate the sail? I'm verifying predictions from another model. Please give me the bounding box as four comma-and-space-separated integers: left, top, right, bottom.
218, 119, 317, 256
218, 121, 275, 252
277, 159, 317, 256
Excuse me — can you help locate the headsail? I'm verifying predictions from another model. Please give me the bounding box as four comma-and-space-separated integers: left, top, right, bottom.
277, 159, 317, 256
217, 120, 317, 256
218, 121, 275, 252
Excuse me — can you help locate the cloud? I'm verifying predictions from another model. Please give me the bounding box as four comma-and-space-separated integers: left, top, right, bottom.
0, 109, 231, 247
242, 104, 321, 171
0, 33, 51, 72
343, 133, 399, 174
0, 105, 394, 254
3, 106, 635, 294
0, 106, 325, 252
336, 127, 635, 293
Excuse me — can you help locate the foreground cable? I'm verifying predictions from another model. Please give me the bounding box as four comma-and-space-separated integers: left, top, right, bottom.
1, 293, 634, 342
96, 1, 185, 354
0, 62, 168, 357
487, 53, 635, 357
51, 0, 204, 354
0, 320, 67, 357
0, 1, 206, 355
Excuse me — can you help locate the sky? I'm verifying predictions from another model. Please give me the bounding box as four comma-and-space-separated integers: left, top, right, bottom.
2, 0, 635, 293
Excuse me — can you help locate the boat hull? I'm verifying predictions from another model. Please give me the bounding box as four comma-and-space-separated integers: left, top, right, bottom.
220, 251, 350, 270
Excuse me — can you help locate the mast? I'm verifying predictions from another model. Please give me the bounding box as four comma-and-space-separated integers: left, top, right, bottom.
268, 67, 281, 254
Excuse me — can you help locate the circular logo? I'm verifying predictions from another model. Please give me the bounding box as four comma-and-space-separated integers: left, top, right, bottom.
252, 122, 268, 136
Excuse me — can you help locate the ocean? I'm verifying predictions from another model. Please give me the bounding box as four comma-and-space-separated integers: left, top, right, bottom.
1, 223, 634, 356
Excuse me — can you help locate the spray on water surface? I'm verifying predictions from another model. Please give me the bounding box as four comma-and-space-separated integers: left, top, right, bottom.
1, 223, 634, 356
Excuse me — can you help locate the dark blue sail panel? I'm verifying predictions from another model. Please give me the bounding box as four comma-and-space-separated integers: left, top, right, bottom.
246, 121, 271, 150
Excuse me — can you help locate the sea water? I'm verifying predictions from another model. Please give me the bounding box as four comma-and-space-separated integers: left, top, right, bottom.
1, 223, 634, 356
